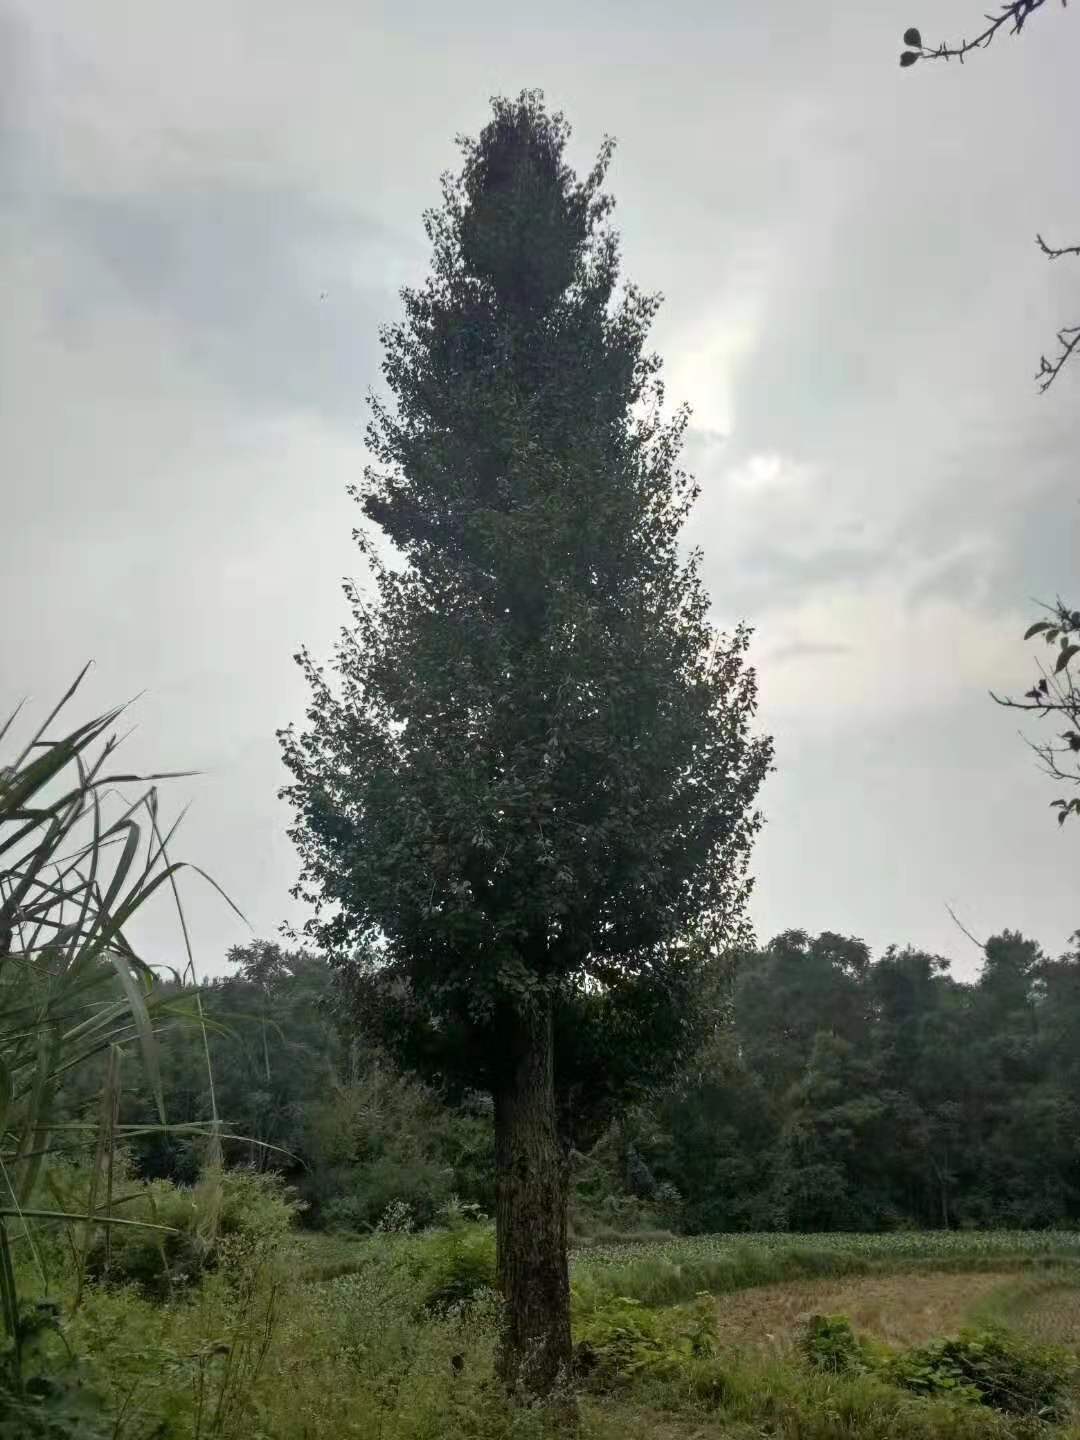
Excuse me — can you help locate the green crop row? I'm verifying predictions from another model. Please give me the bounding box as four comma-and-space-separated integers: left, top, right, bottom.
574, 1230, 1080, 1271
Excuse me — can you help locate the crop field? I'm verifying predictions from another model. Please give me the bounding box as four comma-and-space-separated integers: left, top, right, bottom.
563, 1228, 1080, 1319
707, 1270, 1027, 1353
575, 1229, 1080, 1270
290, 1226, 1080, 1305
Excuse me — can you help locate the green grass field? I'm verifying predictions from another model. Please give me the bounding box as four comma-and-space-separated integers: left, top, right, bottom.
577, 1230, 1080, 1267
37, 1224, 1080, 1439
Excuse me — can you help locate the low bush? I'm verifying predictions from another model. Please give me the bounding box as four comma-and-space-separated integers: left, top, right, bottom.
0, 1302, 110, 1440
417, 1217, 498, 1314
573, 1293, 717, 1391
887, 1328, 1074, 1419
801, 1312, 873, 1375
582, 1338, 1045, 1440
84, 1165, 300, 1298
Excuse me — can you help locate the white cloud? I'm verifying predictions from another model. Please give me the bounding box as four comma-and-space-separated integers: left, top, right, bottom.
726, 450, 816, 495
756, 584, 1028, 730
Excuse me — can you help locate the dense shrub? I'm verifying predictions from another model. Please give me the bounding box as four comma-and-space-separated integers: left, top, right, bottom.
85, 1166, 300, 1298
299, 1071, 494, 1232
887, 1329, 1074, 1418
573, 1294, 716, 1390
794, 1308, 1073, 1422
801, 1313, 872, 1375
313, 1155, 456, 1232
0, 1304, 110, 1440
417, 1218, 497, 1314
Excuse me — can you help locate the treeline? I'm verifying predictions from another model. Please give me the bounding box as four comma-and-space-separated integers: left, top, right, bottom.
626, 928, 1080, 1233
108, 929, 1080, 1234
104, 941, 495, 1230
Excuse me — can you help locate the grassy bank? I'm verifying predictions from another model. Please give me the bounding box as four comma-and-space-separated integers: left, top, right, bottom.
570, 1231, 1080, 1313
290, 1225, 1080, 1322
19, 1219, 1080, 1439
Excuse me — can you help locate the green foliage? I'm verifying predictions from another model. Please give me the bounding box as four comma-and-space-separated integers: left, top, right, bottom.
112, 917, 1080, 1245
14, 1213, 1080, 1440
795, 1306, 1074, 1425
575, 1229, 1080, 1274
0, 1301, 110, 1440
573, 1292, 716, 1390
801, 1313, 872, 1375
618, 924, 1080, 1235
571, 1289, 1075, 1438
81, 1165, 299, 1299
418, 1218, 498, 1314
279, 85, 770, 1393
638, 1353, 1056, 1440
998, 599, 1080, 825
301, 1063, 494, 1232
67, 1246, 285, 1439
0, 676, 216, 1220
571, 1238, 875, 1314
279, 83, 771, 1117
568, 1137, 681, 1242
887, 1329, 1073, 1418
111, 941, 498, 1234
0, 676, 236, 1414
112, 941, 339, 1186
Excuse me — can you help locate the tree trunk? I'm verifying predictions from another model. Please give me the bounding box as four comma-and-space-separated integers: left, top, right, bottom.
493, 995, 573, 1399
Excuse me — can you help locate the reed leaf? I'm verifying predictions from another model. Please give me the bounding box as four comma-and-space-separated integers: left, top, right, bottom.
0, 670, 241, 1358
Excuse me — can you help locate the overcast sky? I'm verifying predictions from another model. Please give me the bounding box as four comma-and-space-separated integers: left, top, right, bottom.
3, 0, 1078, 983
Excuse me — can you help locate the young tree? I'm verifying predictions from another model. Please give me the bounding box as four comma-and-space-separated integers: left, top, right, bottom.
280, 90, 771, 1395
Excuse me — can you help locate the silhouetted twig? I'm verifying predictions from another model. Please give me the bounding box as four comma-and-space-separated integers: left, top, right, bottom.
1036, 325, 1080, 392
991, 600, 1080, 822
899, 5, 1076, 388
900, 1, 1063, 66
945, 903, 988, 955
1037, 234, 1080, 261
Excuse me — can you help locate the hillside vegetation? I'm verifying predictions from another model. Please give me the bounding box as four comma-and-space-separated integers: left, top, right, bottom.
102, 927, 1080, 1241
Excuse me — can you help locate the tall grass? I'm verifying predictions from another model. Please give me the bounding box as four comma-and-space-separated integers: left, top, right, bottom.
0, 670, 240, 1395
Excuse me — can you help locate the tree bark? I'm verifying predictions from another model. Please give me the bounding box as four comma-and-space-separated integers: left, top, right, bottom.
493, 994, 573, 1399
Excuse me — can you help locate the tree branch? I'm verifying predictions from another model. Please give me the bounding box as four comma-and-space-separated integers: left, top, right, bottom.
1036, 325, 1080, 392
994, 599, 1080, 821
900, 1, 1064, 65
900, 8, 1078, 389
945, 903, 988, 956
1037, 234, 1080, 261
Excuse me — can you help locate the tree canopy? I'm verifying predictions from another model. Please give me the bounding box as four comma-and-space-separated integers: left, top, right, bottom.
279, 89, 771, 1393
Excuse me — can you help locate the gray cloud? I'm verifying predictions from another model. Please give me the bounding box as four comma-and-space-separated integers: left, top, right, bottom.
51, 186, 412, 419
767, 639, 853, 665
3, 0, 1079, 970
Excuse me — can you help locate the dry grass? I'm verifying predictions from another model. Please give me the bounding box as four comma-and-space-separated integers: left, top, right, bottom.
980, 1273, 1080, 1350
710, 1269, 1024, 1355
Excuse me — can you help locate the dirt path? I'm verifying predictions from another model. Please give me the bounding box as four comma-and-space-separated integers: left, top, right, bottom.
711, 1270, 1021, 1354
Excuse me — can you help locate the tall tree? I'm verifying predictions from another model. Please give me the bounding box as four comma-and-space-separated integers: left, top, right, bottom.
280, 90, 771, 1394
735, 930, 869, 1095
